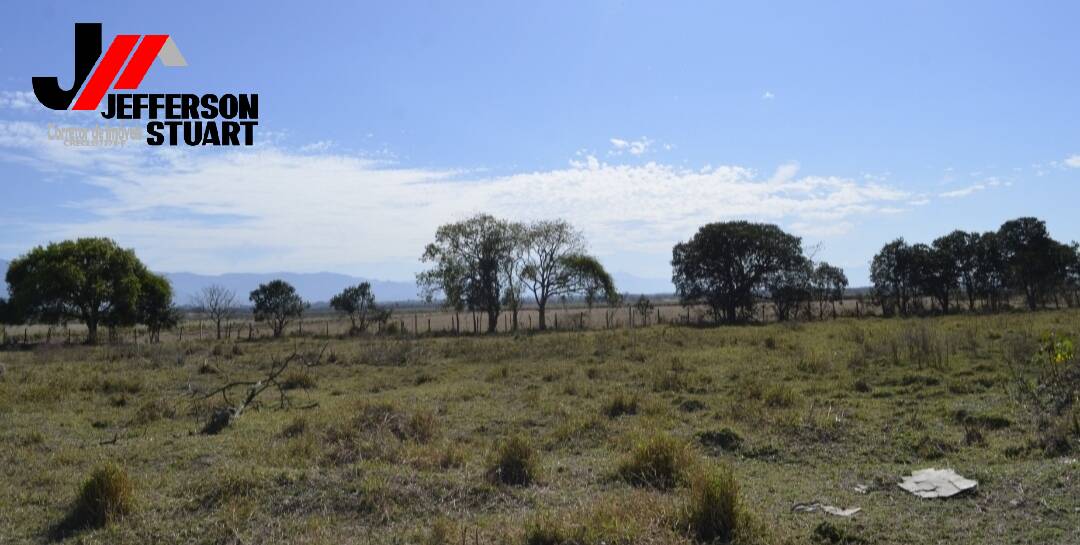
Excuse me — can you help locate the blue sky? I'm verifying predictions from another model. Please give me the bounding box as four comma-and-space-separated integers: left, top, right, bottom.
1, 1, 1078, 288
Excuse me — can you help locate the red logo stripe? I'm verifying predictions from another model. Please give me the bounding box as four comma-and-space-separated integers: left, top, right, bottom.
114, 35, 168, 90
72, 34, 140, 110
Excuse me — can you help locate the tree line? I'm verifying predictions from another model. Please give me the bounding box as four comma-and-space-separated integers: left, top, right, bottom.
0, 238, 395, 344
870, 217, 1079, 316
1, 215, 1075, 343
416, 214, 618, 333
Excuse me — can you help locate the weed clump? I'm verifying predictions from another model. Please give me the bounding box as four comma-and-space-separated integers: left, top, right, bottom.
697, 428, 743, 452
603, 392, 639, 418
280, 369, 316, 390
763, 383, 799, 408
811, 520, 867, 544
131, 398, 176, 426
60, 464, 135, 532
618, 433, 694, 489
682, 465, 748, 544
486, 435, 538, 486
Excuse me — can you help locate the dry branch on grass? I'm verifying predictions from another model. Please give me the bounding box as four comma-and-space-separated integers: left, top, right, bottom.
198, 345, 326, 434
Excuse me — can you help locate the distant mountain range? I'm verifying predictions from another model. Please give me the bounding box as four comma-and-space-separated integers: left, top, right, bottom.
165, 270, 418, 305
0, 258, 676, 304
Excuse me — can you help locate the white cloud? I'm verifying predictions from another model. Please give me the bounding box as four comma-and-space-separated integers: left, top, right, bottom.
762, 91, 775, 100
0, 120, 910, 275
1064, 154, 1080, 168
939, 184, 985, 198
0, 91, 35, 110
299, 140, 334, 152
609, 137, 653, 156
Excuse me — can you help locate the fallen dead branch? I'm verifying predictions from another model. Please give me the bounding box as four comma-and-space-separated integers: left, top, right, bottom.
198, 345, 326, 434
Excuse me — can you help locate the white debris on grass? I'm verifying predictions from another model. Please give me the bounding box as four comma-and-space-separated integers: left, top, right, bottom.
792, 502, 862, 517
898, 468, 977, 498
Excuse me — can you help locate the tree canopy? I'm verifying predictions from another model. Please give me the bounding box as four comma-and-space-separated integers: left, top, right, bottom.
330, 282, 390, 334
672, 221, 806, 324
5, 237, 174, 343
418, 214, 616, 332
871, 217, 1078, 315
250, 279, 306, 338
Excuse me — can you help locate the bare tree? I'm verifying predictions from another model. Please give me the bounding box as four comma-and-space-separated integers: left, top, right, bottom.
192, 284, 236, 340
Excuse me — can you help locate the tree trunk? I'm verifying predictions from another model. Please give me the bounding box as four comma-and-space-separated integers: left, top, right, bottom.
86, 320, 99, 345
487, 309, 498, 334
537, 301, 548, 330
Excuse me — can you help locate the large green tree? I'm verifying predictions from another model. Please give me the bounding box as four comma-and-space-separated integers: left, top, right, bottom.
933, 230, 980, 311
250, 280, 306, 338
417, 214, 516, 334
5, 238, 163, 344
870, 238, 917, 317
672, 221, 805, 324
998, 217, 1062, 310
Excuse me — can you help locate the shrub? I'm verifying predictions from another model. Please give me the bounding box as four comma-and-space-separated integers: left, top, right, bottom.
618, 433, 693, 489
603, 392, 639, 418
486, 435, 538, 486
64, 464, 135, 530
682, 465, 743, 544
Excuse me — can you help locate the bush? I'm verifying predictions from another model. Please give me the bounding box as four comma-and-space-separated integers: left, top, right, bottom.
486, 435, 538, 486
618, 433, 693, 489
682, 465, 743, 544
603, 392, 639, 418
63, 464, 135, 531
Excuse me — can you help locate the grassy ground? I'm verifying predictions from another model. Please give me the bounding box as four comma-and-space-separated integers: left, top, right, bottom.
1, 311, 1077, 544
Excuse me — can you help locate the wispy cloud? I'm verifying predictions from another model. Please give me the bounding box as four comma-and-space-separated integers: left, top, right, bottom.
761, 91, 775, 100
0, 120, 910, 274
940, 184, 985, 198
609, 137, 654, 156
1065, 154, 1080, 168
0, 91, 35, 110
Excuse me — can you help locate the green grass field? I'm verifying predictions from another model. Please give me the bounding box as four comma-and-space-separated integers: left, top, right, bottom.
1, 310, 1077, 544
